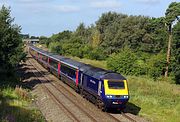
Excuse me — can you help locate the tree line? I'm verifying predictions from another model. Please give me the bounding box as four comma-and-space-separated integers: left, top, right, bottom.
39, 2, 179, 84
0, 6, 25, 75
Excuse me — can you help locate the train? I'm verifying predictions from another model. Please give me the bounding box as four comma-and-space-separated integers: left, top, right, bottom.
28, 44, 129, 111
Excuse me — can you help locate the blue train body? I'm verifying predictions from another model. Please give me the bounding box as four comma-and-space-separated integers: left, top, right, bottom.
29, 45, 129, 110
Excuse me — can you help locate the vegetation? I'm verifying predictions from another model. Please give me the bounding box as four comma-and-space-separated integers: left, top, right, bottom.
39, 2, 180, 84
0, 6, 26, 73
107, 48, 167, 79
0, 6, 44, 122
127, 76, 180, 122
0, 78, 45, 122
164, 2, 180, 78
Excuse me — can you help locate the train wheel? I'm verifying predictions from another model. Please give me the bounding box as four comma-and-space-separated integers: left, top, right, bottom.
80, 89, 85, 98
97, 99, 106, 111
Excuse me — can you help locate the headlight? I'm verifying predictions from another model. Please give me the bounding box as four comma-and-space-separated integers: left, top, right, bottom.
124, 95, 129, 98
106, 95, 113, 98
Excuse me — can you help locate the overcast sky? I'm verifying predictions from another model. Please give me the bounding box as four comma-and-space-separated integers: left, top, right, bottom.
0, 0, 179, 36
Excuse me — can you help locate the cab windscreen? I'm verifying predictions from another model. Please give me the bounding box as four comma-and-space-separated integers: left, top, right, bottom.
108, 81, 125, 89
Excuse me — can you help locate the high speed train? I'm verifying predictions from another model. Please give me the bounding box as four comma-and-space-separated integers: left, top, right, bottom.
29, 45, 129, 111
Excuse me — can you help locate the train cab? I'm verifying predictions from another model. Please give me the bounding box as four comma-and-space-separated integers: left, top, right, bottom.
101, 73, 129, 109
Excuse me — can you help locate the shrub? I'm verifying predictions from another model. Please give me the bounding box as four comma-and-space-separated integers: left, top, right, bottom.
146, 53, 166, 79
83, 46, 106, 60
107, 48, 167, 79
48, 42, 63, 54
174, 66, 180, 84
107, 48, 140, 75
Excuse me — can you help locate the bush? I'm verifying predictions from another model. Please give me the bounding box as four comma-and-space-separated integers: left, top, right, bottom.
48, 42, 63, 55
146, 53, 166, 79
107, 48, 141, 75
174, 66, 180, 84
83, 46, 106, 60
107, 48, 167, 79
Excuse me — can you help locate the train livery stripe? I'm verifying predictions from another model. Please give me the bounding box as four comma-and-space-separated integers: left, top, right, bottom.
104, 80, 128, 95
58, 62, 61, 77
76, 70, 79, 86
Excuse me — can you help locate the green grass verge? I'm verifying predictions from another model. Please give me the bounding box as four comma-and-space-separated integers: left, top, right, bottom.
0, 79, 45, 122
0, 87, 45, 122
128, 76, 180, 122
67, 56, 107, 69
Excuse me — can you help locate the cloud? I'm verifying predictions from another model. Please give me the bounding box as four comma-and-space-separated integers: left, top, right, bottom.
53, 5, 80, 12
10, 1, 80, 13
90, 0, 121, 9
136, 0, 161, 5
15, 0, 50, 3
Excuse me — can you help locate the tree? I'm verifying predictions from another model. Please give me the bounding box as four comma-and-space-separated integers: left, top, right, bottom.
0, 6, 25, 72
91, 29, 101, 48
75, 23, 87, 37
172, 21, 180, 84
51, 30, 72, 42
165, 2, 180, 77
143, 17, 168, 53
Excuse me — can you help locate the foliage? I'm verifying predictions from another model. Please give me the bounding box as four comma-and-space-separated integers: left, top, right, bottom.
68, 56, 107, 69
165, 2, 180, 25
0, 6, 26, 71
128, 76, 180, 122
144, 17, 168, 53
0, 73, 45, 122
172, 21, 180, 84
0, 86, 45, 122
146, 53, 166, 79
107, 48, 166, 79
40, 2, 180, 83
107, 48, 139, 75
48, 41, 63, 54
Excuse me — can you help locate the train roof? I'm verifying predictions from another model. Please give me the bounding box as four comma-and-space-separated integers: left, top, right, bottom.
30, 45, 53, 57
81, 65, 126, 80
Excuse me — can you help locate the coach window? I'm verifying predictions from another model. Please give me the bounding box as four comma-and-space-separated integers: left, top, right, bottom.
61, 65, 76, 80
42, 54, 47, 62
49, 59, 58, 69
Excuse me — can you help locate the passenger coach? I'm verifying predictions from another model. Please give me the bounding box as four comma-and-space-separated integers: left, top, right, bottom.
29, 45, 129, 110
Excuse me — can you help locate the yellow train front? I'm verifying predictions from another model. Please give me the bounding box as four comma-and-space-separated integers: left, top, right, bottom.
100, 73, 129, 110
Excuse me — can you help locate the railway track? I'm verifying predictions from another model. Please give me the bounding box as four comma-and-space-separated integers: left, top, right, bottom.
121, 112, 137, 122
27, 59, 81, 121
29, 57, 124, 122
27, 59, 98, 122
28, 58, 98, 122
27, 55, 138, 122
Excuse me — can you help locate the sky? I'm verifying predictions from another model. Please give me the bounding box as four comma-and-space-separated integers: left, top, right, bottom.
0, 0, 179, 37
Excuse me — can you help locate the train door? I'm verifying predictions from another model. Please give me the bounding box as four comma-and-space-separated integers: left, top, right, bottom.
80, 72, 83, 86
83, 75, 88, 88
98, 81, 102, 96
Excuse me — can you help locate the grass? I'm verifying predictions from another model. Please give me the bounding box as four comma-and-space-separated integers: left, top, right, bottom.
127, 76, 180, 122
67, 56, 107, 69
0, 75, 45, 122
